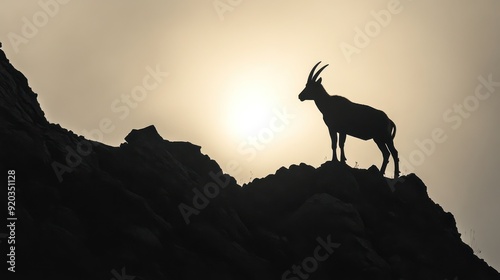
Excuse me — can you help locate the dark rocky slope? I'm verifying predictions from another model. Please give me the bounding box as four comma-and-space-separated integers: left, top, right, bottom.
1, 44, 499, 280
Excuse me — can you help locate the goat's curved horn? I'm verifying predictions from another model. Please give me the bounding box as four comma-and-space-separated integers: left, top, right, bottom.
308, 61, 322, 82
312, 64, 329, 82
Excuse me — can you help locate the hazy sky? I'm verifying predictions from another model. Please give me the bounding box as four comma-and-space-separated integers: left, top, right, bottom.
2, 0, 499, 270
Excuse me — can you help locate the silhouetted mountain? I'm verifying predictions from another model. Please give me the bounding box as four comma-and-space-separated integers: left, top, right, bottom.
1, 45, 499, 280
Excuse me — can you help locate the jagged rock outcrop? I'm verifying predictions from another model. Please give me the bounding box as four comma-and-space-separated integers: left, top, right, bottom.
1, 44, 499, 280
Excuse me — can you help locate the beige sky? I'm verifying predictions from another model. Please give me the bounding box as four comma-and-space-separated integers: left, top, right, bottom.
1, 0, 500, 270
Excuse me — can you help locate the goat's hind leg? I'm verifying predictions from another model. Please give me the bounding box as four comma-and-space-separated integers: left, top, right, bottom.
387, 140, 399, 178
374, 139, 390, 176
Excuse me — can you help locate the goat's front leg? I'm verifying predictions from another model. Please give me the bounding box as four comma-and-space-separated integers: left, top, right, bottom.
339, 133, 347, 163
328, 128, 338, 162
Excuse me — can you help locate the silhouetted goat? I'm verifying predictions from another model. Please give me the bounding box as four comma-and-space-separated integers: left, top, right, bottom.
299, 62, 399, 178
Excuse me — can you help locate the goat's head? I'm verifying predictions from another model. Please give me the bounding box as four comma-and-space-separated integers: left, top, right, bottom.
298, 61, 329, 101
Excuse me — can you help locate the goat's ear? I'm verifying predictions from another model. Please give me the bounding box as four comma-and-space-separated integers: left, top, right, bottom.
317, 77, 323, 84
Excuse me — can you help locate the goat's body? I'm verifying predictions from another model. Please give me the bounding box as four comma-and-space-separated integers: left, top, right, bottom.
316, 95, 394, 141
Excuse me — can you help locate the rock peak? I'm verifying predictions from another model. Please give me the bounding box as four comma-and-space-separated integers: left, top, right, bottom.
125, 124, 164, 145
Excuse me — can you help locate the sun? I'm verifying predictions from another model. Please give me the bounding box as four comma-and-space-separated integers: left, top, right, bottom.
226, 84, 275, 138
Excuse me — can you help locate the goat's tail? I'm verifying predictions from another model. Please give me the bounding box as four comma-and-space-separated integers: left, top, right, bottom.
390, 119, 397, 139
